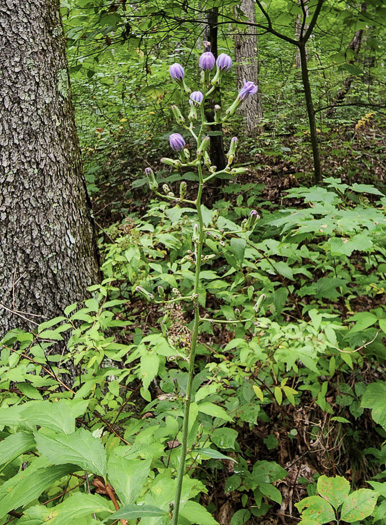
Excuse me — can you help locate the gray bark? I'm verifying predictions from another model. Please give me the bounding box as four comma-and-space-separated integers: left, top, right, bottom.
234, 0, 263, 133
0, 0, 100, 336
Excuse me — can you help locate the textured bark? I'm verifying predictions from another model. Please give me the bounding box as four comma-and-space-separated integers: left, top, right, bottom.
0, 0, 100, 336
234, 0, 263, 133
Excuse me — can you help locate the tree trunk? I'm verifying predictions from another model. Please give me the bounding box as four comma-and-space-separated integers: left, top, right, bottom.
295, 0, 309, 69
299, 43, 322, 184
234, 0, 263, 132
203, 8, 226, 172
0, 0, 100, 336
326, 3, 366, 117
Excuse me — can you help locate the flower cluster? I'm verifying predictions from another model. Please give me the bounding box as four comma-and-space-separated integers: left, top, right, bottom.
147, 48, 258, 182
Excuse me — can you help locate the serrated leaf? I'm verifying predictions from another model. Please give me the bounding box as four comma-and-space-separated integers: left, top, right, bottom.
0, 432, 36, 466
340, 489, 378, 522
295, 496, 335, 524
316, 476, 350, 509
21, 399, 89, 434
35, 428, 106, 476
107, 455, 151, 505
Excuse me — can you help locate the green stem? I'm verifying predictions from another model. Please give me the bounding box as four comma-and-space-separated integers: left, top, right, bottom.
172, 163, 204, 525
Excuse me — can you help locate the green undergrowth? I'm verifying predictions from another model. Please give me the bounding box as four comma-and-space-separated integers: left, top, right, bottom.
1, 178, 386, 524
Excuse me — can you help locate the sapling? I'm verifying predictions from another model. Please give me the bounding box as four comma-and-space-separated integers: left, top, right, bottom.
143, 48, 261, 524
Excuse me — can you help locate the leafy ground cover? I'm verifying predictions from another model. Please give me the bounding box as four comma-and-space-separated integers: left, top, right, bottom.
1, 157, 385, 523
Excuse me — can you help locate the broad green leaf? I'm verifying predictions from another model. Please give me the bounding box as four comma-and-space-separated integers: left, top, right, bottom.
361, 382, 386, 430
19, 493, 112, 524
316, 476, 350, 509
252, 461, 287, 484
367, 481, 386, 497
197, 402, 232, 422
0, 432, 35, 466
273, 261, 293, 280
253, 385, 264, 401
0, 460, 75, 519
230, 238, 246, 265
274, 386, 283, 405
295, 496, 335, 524
35, 428, 106, 476
140, 353, 160, 391
105, 504, 167, 521
259, 482, 282, 504
180, 500, 219, 524
340, 489, 378, 522
0, 399, 90, 433
107, 455, 151, 505
211, 428, 238, 450
349, 312, 378, 333
17, 383, 43, 400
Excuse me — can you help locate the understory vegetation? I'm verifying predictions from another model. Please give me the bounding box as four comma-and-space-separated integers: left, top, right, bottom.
1, 0, 386, 523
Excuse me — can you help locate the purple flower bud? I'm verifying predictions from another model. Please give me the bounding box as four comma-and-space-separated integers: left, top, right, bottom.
189, 91, 204, 106
216, 53, 232, 71
238, 80, 258, 101
169, 133, 185, 152
145, 168, 152, 176
199, 52, 216, 71
250, 210, 258, 216
169, 63, 185, 81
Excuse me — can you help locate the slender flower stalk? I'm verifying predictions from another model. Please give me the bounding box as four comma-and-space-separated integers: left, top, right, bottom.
144, 49, 260, 525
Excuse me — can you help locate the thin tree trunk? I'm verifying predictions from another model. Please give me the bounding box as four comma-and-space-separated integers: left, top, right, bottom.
299, 43, 321, 184
234, 0, 263, 133
295, 0, 309, 69
327, 3, 366, 117
203, 8, 226, 172
0, 0, 100, 335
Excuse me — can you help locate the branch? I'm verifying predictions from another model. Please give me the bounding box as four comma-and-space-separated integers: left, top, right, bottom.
303, 0, 324, 43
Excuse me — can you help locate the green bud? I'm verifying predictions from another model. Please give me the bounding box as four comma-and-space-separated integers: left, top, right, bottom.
179, 181, 187, 199
162, 184, 171, 194
135, 286, 154, 301
180, 148, 190, 163
226, 97, 241, 117
161, 157, 181, 167
192, 223, 199, 243
171, 105, 185, 124
188, 105, 197, 120
253, 293, 266, 312
145, 167, 158, 191
212, 209, 219, 225
231, 167, 248, 175
227, 137, 238, 158
214, 104, 222, 124
203, 151, 211, 167
197, 136, 210, 157
246, 210, 260, 230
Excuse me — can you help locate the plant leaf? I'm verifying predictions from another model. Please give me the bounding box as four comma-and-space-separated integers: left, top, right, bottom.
35, 428, 106, 476
316, 475, 350, 509
340, 489, 378, 522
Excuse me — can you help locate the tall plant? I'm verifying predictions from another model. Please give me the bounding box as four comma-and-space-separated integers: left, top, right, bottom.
144, 48, 262, 524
